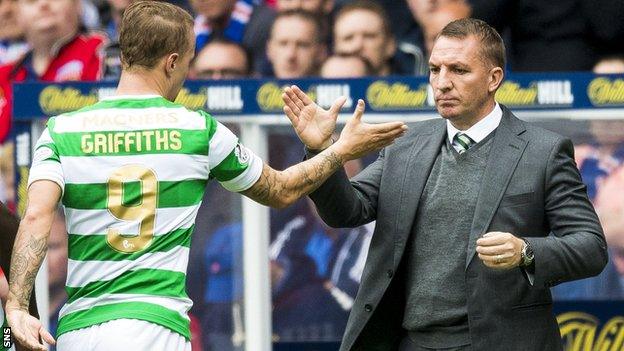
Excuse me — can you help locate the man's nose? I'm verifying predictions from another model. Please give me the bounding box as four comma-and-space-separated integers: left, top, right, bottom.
437, 69, 453, 91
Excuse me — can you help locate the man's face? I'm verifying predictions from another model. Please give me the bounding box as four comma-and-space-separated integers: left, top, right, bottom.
192, 43, 248, 79
268, 16, 323, 79
428, 35, 495, 124
320, 56, 368, 78
334, 9, 394, 75
18, 0, 79, 40
0, 0, 22, 40
277, 0, 330, 14
190, 0, 236, 21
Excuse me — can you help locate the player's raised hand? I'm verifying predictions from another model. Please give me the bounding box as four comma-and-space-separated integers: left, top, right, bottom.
282, 85, 346, 150
333, 99, 407, 161
6, 308, 55, 351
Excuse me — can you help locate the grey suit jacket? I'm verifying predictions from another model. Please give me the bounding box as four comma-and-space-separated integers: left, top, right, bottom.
308, 106, 607, 351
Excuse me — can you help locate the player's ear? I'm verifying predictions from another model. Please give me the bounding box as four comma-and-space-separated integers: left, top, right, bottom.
165, 53, 180, 76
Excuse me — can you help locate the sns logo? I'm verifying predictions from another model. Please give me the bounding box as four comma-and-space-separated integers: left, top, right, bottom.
3, 327, 12, 348
558, 312, 624, 351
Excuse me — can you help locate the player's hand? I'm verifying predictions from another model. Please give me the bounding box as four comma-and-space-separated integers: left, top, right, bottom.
282, 85, 346, 150
331, 99, 407, 161
6, 308, 55, 351
476, 232, 524, 269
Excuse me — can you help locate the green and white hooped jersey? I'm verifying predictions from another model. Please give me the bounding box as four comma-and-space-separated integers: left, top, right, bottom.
28, 95, 263, 340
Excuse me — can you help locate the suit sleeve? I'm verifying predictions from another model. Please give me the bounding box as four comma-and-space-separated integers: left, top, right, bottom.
307, 149, 384, 228
524, 138, 608, 288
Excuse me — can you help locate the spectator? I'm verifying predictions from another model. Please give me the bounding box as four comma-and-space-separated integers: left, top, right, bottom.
267, 10, 326, 79
0, 0, 106, 143
276, 0, 334, 15
320, 53, 373, 78
271, 254, 348, 342
101, 0, 134, 79
0, 0, 28, 65
593, 56, 624, 74
102, 0, 133, 41
191, 38, 250, 79
202, 222, 244, 351
554, 64, 624, 301
190, 0, 274, 73
552, 120, 624, 300
409, 0, 470, 56
269, 157, 371, 341
332, 0, 397, 76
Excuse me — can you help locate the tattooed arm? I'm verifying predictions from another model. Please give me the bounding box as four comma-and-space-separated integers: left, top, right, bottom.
242, 100, 407, 208
242, 147, 344, 208
6, 180, 59, 351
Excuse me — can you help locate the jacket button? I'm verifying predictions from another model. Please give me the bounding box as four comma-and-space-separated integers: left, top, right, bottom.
387, 269, 394, 278
364, 304, 373, 312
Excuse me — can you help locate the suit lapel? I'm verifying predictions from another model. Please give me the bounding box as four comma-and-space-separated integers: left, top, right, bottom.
393, 121, 446, 267
465, 109, 528, 267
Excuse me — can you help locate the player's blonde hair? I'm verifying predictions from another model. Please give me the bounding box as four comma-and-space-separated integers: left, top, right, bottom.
119, 1, 194, 70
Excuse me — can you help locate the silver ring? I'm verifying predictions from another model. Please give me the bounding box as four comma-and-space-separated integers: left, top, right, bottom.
495, 254, 503, 264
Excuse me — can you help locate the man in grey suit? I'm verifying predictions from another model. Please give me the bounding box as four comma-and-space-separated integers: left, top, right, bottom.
282, 18, 608, 350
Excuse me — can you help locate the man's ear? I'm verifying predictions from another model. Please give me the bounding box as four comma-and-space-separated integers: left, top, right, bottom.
385, 36, 397, 60
165, 53, 180, 76
488, 66, 504, 93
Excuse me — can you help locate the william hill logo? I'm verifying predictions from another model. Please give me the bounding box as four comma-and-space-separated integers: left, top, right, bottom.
174, 88, 206, 110
366, 81, 429, 110
39, 86, 98, 115
496, 80, 574, 106
588, 77, 624, 105
558, 312, 624, 351
256, 83, 316, 112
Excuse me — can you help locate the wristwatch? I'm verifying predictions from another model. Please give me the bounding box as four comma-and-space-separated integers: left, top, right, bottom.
520, 239, 534, 267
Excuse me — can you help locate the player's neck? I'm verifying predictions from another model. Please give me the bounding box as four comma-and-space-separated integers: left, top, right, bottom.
116, 70, 166, 97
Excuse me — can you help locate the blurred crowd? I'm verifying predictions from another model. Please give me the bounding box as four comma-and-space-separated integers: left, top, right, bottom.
1, 1, 624, 350
0, 0, 623, 145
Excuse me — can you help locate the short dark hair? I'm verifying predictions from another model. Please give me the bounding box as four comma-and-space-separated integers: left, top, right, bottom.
335, 0, 392, 38
438, 18, 506, 69
119, 1, 194, 70
194, 37, 251, 75
271, 9, 326, 44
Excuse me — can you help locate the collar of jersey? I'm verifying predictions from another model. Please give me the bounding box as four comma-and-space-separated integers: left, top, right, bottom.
100, 94, 163, 101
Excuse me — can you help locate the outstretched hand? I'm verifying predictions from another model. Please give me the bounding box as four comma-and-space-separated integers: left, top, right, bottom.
282, 85, 346, 150
6, 308, 55, 351
332, 99, 407, 161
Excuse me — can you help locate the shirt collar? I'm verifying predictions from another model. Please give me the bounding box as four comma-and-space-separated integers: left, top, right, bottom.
100, 94, 163, 101
447, 103, 503, 145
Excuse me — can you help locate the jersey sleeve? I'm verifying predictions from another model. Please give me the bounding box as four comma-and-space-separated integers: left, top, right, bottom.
28, 126, 64, 193
205, 115, 262, 192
